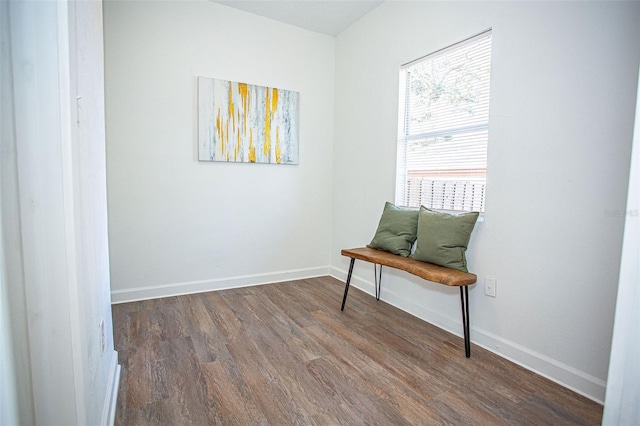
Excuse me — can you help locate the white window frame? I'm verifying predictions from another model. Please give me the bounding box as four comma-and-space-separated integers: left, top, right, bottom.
395, 29, 493, 213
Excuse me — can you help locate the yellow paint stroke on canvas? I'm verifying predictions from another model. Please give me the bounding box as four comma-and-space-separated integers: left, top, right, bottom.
216, 105, 230, 156
215, 109, 222, 140
272, 88, 278, 113
228, 83, 235, 134
238, 82, 249, 135
263, 87, 280, 158
233, 132, 240, 161
275, 127, 281, 164
224, 119, 229, 156
249, 128, 256, 162
215, 108, 223, 156
264, 88, 271, 156
237, 109, 241, 155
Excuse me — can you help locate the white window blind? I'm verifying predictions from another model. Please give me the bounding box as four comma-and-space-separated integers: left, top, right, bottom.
396, 30, 492, 212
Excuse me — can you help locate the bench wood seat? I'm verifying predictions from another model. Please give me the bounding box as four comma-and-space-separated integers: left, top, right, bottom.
341, 247, 477, 286
340, 247, 477, 357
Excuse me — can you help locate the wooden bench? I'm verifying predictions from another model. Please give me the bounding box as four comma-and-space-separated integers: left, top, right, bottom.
340, 247, 477, 357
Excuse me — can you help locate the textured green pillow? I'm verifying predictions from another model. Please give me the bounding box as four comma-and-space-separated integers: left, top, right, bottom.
412, 207, 479, 272
367, 202, 419, 257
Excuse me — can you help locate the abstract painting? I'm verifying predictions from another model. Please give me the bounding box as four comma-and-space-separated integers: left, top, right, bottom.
198, 76, 299, 164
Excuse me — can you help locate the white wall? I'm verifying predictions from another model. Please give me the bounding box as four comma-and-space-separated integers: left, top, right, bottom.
331, 1, 640, 402
104, 0, 335, 302
2, 0, 119, 423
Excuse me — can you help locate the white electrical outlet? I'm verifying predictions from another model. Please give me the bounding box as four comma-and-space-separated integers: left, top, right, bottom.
484, 277, 497, 297
99, 318, 105, 353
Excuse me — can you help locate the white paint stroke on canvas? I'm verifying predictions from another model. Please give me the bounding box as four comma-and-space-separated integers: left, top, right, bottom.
198, 76, 299, 164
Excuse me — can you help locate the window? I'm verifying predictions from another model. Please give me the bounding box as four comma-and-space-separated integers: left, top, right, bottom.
396, 30, 492, 212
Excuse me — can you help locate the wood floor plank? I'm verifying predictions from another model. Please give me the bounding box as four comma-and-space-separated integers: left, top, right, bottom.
200, 359, 268, 425
221, 293, 321, 424
243, 292, 329, 362
259, 282, 321, 329
112, 276, 603, 425
123, 341, 170, 409
305, 323, 445, 424
238, 293, 365, 423
305, 356, 413, 426
428, 388, 509, 425
223, 327, 307, 424
175, 294, 224, 364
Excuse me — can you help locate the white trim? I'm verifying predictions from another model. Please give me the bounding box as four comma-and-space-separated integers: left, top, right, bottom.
100, 351, 120, 426
57, 1, 87, 422
329, 266, 606, 404
111, 266, 330, 304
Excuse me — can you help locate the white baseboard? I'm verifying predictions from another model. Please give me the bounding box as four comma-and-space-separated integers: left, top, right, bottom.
329, 266, 606, 404
101, 350, 120, 426
111, 266, 331, 304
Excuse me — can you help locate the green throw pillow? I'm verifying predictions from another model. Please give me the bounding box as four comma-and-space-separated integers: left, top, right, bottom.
412, 207, 479, 272
367, 202, 419, 257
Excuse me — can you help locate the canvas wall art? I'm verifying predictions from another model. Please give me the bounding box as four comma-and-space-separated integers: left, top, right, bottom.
198, 76, 299, 164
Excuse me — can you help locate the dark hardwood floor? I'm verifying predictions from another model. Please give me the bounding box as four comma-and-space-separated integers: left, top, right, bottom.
112, 276, 602, 425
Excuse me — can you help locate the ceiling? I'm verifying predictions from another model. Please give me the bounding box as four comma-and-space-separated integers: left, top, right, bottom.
212, 1, 384, 36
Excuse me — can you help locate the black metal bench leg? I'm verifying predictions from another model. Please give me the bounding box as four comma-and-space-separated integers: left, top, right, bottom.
460, 286, 471, 358
374, 264, 382, 301
341, 258, 356, 311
